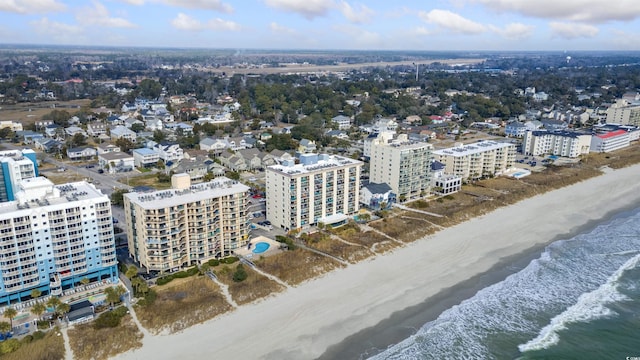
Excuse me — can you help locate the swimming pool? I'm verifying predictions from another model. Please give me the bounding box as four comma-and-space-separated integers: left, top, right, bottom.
252, 242, 270, 254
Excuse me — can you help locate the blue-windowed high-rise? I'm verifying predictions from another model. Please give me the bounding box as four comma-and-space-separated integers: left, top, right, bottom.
0, 149, 39, 203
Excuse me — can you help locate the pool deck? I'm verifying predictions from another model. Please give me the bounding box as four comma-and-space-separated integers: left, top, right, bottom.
234, 236, 283, 259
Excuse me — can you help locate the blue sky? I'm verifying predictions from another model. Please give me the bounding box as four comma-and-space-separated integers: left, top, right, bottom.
1, 0, 639, 50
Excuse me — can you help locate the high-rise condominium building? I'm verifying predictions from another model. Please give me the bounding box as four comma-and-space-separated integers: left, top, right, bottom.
432, 140, 517, 180
0, 149, 39, 202
0, 177, 118, 304
124, 177, 250, 272
266, 153, 362, 231
369, 134, 433, 201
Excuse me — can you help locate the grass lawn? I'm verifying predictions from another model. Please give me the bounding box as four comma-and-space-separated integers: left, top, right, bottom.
41, 172, 87, 184
1, 329, 65, 360
0, 99, 92, 126
120, 173, 171, 190
68, 316, 143, 360
135, 276, 232, 334
213, 264, 286, 305
254, 248, 344, 286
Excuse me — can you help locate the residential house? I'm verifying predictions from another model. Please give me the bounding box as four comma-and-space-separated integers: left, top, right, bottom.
199, 137, 229, 153
99, 152, 135, 173
541, 119, 568, 131
298, 139, 317, 154
96, 143, 121, 155
331, 115, 352, 130
237, 148, 263, 170
132, 148, 160, 168
110, 125, 137, 143
65, 126, 86, 138
18, 131, 44, 144
360, 183, 396, 210
124, 117, 144, 129
34, 138, 61, 153
148, 141, 183, 165
87, 122, 107, 137
218, 151, 247, 172
430, 161, 462, 195
326, 130, 348, 140
67, 146, 97, 161
0, 120, 23, 132
505, 122, 528, 138
45, 124, 61, 138
170, 156, 215, 182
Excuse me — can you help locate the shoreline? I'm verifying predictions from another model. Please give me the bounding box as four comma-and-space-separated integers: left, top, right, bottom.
318, 202, 640, 359
114, 164, 640, 360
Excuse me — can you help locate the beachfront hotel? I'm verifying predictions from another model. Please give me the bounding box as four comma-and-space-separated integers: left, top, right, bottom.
605, 99, 640, 126
590, 129, 631, 153
265, 153, 362, 231
124, 175, 250, 272
0, 149, 39, 203
369, 134, 433, 201
432, 140, 516, 180
522, 130, 592, 158
0, 177, 118, 304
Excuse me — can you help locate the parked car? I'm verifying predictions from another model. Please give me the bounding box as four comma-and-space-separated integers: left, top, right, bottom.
98, 169, 104, 174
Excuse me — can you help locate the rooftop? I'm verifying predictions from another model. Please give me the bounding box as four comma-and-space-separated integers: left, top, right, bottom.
433, 140, 514, 157
267, 154, 362, 176
124, 177, 249, 209
596, 129, 628, 139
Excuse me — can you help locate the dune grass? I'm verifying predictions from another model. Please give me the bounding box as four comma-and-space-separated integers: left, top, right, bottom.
254, 249, 344, 286
68, 316, 143, 360
135, 276, 232, 334
214, 264, 286, 305
1, 329, 65, 360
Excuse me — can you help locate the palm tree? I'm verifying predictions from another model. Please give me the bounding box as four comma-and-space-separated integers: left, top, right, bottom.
56, 302, 71, 320
105, 285, 127, 308
125, 266, 138, 280
31, 303, 46, 320
30, 289, 42, 300
46, 297, 61, 309
80, 278, 90, 286
0, 321, 10, 335
3, 308, 16, 330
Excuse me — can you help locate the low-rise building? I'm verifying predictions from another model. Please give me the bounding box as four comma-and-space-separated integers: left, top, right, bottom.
110, 125, 137, 143
432, 141, 516, 180
522, 130, 592, 158
98, 152, 135, 173
67, 146, 97, 161
360, 183, 395, 210
590, 129, 631, 153
132, 148, 160, 168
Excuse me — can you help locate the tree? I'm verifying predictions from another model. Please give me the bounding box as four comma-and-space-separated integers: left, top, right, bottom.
56, 302, 70, 319
130, 123, 145, 133
30, 289, 41, 300
110, 188, 130, 206
104, 285, 126, 308
46, 297, 61, 310
80, 277, 90, 286
153, 130, 166, 142
115, 138, 135, 152
31, 303, 46, 320
125, 265, 138, 280
68, 133, 87, 148
3, 308, 16, 330
199, 263, 210, 275
0, 127, 14, 140
0, 322, 10, 335
232, 264, 248, 282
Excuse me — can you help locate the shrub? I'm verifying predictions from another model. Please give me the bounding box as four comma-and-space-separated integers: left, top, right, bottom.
156, 276, 174, 286
207, 259, 220, 267
36, 320, 50, 330
21, 335, 33, 344
232, 264, 248, 282
185, 266, 199, 276
32, 331, 45, 340
93, 307, 127, 329
221, 256, 239, 264
0, 339, 21, 354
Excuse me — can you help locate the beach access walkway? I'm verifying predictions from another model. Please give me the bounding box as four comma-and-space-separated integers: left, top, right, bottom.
393, 203, 444, 217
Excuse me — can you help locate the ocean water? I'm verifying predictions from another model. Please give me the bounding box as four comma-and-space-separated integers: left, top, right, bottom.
370, 208, 640, 360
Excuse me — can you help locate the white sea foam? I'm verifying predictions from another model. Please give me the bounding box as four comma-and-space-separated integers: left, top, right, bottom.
372, 211, 640, 360
518, 253, 640, 352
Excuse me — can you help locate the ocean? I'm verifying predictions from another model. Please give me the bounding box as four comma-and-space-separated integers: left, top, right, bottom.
369, 207, 640, 360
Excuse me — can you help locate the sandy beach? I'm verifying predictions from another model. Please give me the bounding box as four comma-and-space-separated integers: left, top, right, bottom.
114, 164, 640, 360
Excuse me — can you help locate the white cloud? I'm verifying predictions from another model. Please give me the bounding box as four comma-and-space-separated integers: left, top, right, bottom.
270, 22, 297, 35
333, 24, 381, 48
77, 1, 137, 28
163, 0, 233, 13
418, 9, 486, 35
0, 0, 65, 14
472, 0, 640, 23
489, 22, 534, 40
264, 0, 334, 20
171, 13, 240, 31
549, 21, 599, 39
413, 26, 433, 36
30, 17, 85, 43
117, 0, 233, 12
339, 1, 374, 24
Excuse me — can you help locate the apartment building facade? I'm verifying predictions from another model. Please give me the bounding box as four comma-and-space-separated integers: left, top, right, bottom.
0, 149, 39, 203
522, 130, 592, 158
369, 134, 432, 201
432, 141, 516, 180
124, 177, 250, 272
590, 129, 631, 153
0, 178, 118, 304
266, 154, 362, 231
605, 100, 640, 126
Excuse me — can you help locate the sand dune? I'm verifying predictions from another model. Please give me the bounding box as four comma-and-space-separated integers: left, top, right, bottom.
114, 164, 640, 360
